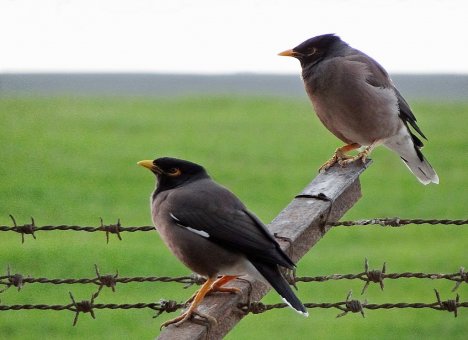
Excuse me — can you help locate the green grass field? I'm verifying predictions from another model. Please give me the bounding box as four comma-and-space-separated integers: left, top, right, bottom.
0, 96, 466, 339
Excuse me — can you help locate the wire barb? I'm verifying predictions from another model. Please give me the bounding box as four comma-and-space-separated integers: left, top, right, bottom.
336, 291, 366, 318
0, 265, 25, 293
69, 286, 103, 326
361, 258, 386, 294
9, 215, 37, 243
94, 265, 118, 292
100, 218, 122, 243
434, 289, 459, 317
152, 299, 182, 318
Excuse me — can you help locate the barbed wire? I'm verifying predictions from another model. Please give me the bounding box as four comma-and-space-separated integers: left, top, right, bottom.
0, 289, 465, 325
0, 215, 155, 243
0, 283, 186, 326
293, 259, 468, 294
328, 218, 468, 227
240, 290, 465, 318
1, 260, 466, 295
0, 264, 201, 294
0, 215, 466, 243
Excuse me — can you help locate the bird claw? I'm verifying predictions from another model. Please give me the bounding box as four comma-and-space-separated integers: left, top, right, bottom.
319, 150, 353, 172
320, 146, 370, 171
319, 157, 337, 172
160, 308, 217, 329
160, 312, 187, 329
191, 309, 217, 327
163, 275, 239, 329
338, 150, 370, 166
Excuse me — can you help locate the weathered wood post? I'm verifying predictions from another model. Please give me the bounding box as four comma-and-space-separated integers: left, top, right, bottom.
158, 160, 371, 339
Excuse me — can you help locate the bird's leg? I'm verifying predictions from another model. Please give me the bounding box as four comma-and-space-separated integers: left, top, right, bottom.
339, 141, 379, 166
160, 277, 216, 329
209, 275, 240, 294
319, 143, 361, 171
185, 275, 240, 304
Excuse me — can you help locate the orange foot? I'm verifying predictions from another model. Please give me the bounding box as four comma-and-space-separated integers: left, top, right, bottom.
160, 275, 239, 329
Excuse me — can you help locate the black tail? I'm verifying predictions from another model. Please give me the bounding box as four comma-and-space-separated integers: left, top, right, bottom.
250, 260, 308, 316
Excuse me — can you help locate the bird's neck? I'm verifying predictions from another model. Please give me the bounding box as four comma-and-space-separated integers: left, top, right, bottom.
301, 62, 324, 93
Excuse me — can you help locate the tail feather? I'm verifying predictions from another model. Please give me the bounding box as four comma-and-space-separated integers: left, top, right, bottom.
399, 153, 439, 185
384, 127, 439, 185
250, 260, 308, 316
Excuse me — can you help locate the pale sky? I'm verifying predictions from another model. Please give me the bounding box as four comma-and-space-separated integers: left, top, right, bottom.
1, 0, 467, 74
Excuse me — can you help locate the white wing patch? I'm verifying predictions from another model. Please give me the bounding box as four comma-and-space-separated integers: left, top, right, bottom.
169, 213, 181, 222
169, 213, 210, 238
185, 227, 210, 238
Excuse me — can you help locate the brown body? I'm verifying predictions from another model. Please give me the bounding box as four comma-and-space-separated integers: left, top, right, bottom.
279, 34, 439, 184
139, 157, 308, 324
151, 179, 256, 279
305, 56, 401, 145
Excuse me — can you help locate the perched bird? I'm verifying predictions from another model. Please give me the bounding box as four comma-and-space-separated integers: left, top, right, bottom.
279, 34, 439, 185
138, 157, 307, 328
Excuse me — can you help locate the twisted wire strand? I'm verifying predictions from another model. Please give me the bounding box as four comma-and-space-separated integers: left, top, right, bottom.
1, 264, 466, 294
0, 225, 154, 232
1, 218, 466, 234
2, 298, 465, 317
328, 218, 468, 227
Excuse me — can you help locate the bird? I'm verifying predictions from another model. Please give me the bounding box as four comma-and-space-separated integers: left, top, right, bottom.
138, 157, 308, 328
278, 34, 439, 185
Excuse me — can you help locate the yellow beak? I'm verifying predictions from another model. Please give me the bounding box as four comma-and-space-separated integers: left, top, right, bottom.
137, 160, 154, 170
278, 49, 296, 57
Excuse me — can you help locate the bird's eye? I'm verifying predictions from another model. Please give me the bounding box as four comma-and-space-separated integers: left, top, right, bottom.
167, 168, 182, 177
307, 47, 317, 56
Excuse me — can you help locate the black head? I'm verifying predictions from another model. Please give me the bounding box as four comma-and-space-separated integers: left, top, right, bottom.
278, 34, 346, 67
138, 157, 209, 193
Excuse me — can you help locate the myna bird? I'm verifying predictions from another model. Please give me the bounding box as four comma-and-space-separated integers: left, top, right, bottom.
279, 34, 439, 185
138, 157, 308, 327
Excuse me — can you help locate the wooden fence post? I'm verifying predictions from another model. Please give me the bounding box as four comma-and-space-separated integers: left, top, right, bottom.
158, 160, 371, 339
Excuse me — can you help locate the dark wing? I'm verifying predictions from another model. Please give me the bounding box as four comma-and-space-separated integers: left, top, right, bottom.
170, 207, 295, 269
349, 50, 427, 158
393, 86, 426, 160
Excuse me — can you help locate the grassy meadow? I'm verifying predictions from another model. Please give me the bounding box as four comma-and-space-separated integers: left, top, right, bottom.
0, 96, 466, 339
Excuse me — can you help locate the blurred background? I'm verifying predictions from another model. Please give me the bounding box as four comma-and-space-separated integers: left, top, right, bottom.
1, 0, 467, 339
